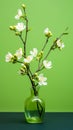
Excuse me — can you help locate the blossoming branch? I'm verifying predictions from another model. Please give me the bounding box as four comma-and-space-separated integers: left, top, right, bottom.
5, 4, 68, 95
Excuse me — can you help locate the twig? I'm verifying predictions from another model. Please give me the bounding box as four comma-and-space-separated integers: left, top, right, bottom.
42, 37, 49, 51
35, 27, 68, 73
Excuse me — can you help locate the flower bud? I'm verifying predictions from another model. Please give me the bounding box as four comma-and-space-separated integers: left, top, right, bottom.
40, 51, 43, 55
33, 73, 38, 80
22, 4, 26, 9
21, 64, 26, 69
15, 32, 20, 36
12, 55, 17, 63
19, 68, 26, 75
9, 26, 16, 31
34, 73, 38, 77
32, 79, 35, 82
44, 28, 52, 38
47, 31, 52, 37
36, 51, 43, 60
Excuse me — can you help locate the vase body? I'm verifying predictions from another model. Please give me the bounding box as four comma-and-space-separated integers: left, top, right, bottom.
24, 87, 45, 123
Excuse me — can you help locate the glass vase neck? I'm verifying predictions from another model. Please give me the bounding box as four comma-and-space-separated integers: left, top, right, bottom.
30, 86, 39, 97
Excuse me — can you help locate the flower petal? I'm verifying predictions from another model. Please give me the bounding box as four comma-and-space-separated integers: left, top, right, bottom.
5, 52, 13, 62
56, 39, 65, 50
43, 60, 52, 69
38, 73, 47, 86
24, 55, 33, 63
15, 22, 26, 32
15, 9, 23, 20
30, 48, 38, 57
15, 48, 23, 59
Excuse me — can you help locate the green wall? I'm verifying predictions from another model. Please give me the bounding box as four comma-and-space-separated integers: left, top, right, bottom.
0, 0, 73, 112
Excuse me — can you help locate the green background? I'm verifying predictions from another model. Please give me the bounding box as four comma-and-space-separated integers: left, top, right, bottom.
0, 0, 73, 112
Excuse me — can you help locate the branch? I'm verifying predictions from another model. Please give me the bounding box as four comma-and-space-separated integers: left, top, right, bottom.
17, 60, 23, 63
35, 27, 68, 73
24, 18, 28, 56
19, 34, 25, 44
42, 37, 49, 51
27, 71, 38, 96
22, 8, 29, 57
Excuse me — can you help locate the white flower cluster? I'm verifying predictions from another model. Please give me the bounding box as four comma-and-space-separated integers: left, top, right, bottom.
6, 4, 66, 87
5, 47, 52, 86
5, 48, 23, 62
14, 9, 26, 32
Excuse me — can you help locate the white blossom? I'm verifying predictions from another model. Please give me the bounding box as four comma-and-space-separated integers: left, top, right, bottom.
30, 48, 38, 57
5, 52, 13, 62
43, 60, 52, 69
38, 74, 47, 86
15, 48, 23, 59
24, 55, 33, 63
56, 39, 65, 50
15, 22, 26, 32
15, 9, 23, 20
44, 28, 52, 37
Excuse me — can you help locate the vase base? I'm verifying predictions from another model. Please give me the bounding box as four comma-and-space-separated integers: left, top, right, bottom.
25, 117, 43, 124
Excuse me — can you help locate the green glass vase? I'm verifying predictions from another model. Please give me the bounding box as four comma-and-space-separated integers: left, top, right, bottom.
24, 87, 45, 123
